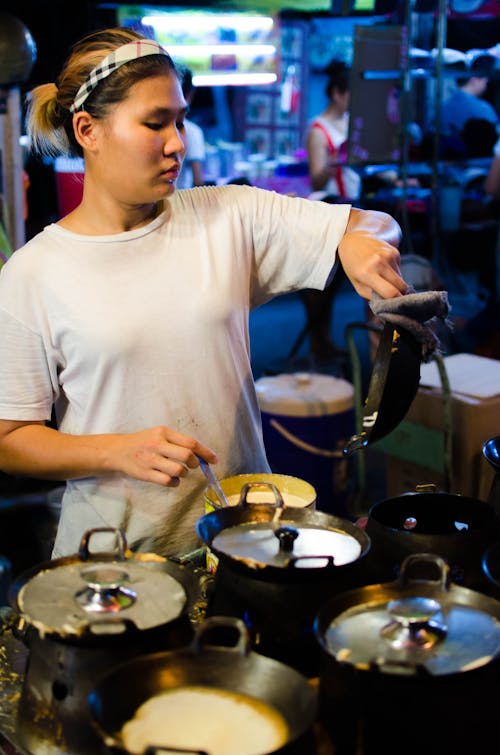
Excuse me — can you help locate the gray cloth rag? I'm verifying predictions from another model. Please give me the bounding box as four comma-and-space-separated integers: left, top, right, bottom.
369, 287, 451, 361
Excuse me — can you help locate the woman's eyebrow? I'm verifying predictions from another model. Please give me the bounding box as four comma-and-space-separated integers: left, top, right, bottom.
143, 105, 189, 120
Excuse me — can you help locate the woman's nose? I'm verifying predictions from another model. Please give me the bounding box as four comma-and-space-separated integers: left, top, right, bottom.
164, 126, 186, 156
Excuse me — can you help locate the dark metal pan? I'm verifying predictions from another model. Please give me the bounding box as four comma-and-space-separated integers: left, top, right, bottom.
88, 617, 317, 755
344, 322, 422, 454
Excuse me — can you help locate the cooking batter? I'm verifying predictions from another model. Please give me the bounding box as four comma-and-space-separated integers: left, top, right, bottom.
0, 28, 408, 558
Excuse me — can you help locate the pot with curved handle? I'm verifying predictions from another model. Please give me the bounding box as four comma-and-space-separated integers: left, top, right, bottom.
482, 435, 500, 518
314, 553, 500, 755
9, 528, 194, 755
88, 616, 318, 755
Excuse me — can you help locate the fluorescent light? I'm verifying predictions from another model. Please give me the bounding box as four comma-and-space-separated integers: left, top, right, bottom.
166, 44, 276, 57
142, 14, 274, 32
192, 72, 278, 87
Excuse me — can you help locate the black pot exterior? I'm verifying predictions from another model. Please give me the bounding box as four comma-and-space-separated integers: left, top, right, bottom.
317, 651, 499, 755
207, 547, 371, 677
365, 492, 500, 591
16, 614, 194, 755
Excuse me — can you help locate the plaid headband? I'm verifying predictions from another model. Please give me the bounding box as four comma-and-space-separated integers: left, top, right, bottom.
70, 39, 169, 113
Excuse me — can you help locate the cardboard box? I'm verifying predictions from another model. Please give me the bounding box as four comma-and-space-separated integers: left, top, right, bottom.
376, 354, 500, 502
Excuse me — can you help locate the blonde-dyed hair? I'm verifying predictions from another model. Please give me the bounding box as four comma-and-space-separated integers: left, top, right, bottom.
26, 27, 178, 158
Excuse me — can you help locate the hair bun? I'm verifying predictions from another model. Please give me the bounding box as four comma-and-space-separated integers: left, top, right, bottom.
324, 58, 348, 77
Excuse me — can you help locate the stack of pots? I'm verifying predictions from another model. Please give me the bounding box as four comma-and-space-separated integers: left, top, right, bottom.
196, 490, 371, 677
9, 528, 195, 755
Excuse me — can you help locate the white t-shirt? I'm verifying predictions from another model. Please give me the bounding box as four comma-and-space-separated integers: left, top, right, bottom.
0, 185, 350, 558
176, 119, 206, 189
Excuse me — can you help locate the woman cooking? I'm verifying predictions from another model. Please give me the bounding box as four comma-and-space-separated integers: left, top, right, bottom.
0, 27, 407, 559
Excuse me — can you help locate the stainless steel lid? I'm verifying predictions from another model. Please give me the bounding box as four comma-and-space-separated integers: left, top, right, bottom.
321, 555, 500, 675
14, 529, 186, 637
212, 522, 362, 568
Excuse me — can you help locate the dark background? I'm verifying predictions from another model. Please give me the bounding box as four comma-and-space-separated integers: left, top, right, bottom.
3, 1, 499, 236
5, 1, 500, 92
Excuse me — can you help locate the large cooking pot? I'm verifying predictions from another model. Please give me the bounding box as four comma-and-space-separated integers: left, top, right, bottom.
88, 616, 318, 755
314, 553, 500, 755
483, 434, 500, 512
482, 540, 500, 599
204, 477, 316, 572
9, 528, 195, 755
364, 487, 500, 590
196, 497, 371, 676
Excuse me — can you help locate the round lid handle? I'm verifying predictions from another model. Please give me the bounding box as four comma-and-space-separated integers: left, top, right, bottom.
75, 564, 136, 613
380, 596, 447, 649
275, 525, 299, 552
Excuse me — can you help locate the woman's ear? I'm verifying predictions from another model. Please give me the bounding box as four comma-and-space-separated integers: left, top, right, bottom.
72, 111, 98, 151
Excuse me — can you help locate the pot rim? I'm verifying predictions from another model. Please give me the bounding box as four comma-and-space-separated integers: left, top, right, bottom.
196, 504, 370, 573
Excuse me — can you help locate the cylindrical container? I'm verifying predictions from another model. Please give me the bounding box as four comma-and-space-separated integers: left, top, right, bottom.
255, 372, 355, 516
204, 473, 316, 512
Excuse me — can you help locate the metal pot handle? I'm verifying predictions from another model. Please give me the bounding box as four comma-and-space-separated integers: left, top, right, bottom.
398, 553, 450, 591
238, 482, 284, 509
192, 616, 251, 657
77, 528, 127, 561
289, 554, 336, 569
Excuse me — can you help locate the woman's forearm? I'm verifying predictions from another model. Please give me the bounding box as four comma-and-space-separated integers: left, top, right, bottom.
0, 421, 217, 485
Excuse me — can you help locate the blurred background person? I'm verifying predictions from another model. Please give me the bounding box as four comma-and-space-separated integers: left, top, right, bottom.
299, 59, 360, 362
441, 56, 498, 142
486, 134, 500, 199
306, 58, 360, 202
177, 67, 206, 189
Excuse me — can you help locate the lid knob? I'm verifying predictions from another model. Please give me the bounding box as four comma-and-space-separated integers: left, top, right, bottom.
75, 565, 137, 613
275, 525, 299, 552
380, 597, 447, 650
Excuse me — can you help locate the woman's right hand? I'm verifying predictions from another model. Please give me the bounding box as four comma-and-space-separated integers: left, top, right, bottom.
0, 419, 218, 486
105, 426, 218, 487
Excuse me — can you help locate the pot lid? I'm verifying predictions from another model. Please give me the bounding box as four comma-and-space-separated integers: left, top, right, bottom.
16, 559, 186, 638
255, 372, 354, 417
320, 555, 500, 676
212, 522, 362, 568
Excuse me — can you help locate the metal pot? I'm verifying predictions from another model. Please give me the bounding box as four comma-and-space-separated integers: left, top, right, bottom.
482, 539, 500, 599
203, 478, 316, 573
483, 435, 500, 515
314, 553, 500, 755
9, 528, 194, 755
88, 616, 318, 755
196, 497, 371, 676
364, 488, 500, 590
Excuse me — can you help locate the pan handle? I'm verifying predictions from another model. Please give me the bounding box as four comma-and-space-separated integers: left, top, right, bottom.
78, 528, 127, 561
239, 482, 284, 509
192, 616, 251, 657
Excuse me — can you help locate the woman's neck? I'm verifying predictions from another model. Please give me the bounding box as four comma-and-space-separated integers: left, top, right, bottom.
58, 196, 163, 235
